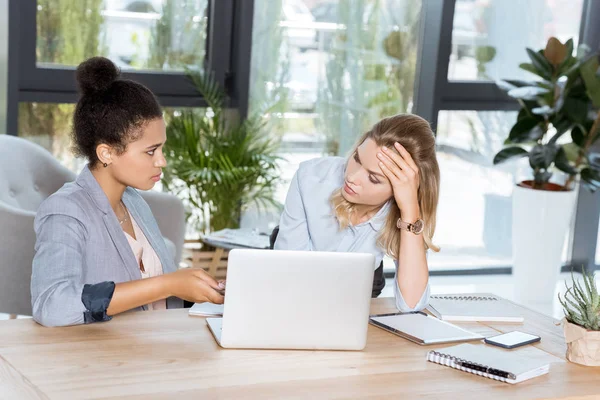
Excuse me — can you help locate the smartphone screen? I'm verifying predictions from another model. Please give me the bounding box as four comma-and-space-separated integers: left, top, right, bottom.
484, 331, 541, 348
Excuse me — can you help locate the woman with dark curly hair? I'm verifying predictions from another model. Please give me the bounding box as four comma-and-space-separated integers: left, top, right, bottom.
31, 57, 224, 327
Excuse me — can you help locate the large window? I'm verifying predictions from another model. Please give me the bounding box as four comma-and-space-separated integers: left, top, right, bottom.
36, 0, 209, 72
12, 1, 247, 112
17, 103, 202, 174
18, 102, 80, 170
432, 110, 516, 270
430, 0, 591, 272
449, 0, 585, 81
5, 0, 599, 273
246, 0, 423, 232
431, 110, 573, 271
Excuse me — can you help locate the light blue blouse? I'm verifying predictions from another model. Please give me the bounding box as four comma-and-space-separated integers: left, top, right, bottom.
274, 156, 430, 312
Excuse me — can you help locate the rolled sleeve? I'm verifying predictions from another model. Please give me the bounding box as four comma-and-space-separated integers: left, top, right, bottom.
392, 258, 430, 312
393, 276, 430, 312
82, 281, 116, 323
32, 197, 118, 327
274, 171, 311, 251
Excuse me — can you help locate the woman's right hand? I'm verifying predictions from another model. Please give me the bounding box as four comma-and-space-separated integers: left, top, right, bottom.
164, 268, 225, 304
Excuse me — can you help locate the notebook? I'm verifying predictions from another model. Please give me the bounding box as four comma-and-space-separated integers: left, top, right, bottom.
426, 294, 525, 323
369, 312, 484, 345
188, 302, 224, 317
427, 343, 555, 384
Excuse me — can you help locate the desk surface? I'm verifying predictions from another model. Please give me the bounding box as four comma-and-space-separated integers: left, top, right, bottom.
1, 297, 598, 399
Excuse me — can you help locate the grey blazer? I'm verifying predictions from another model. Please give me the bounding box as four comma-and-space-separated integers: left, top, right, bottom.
31, 165, 183, 327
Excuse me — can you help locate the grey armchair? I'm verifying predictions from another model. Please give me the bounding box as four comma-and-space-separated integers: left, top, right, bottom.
0, 135, 185, 316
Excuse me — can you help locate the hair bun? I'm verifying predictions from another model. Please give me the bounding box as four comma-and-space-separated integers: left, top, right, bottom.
76, 56, 120, 95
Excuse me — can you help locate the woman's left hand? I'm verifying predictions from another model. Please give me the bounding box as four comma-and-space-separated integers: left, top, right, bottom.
377, 142, 420, 218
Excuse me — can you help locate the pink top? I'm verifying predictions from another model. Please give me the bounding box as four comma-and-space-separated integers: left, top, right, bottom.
123, 213, 167, 311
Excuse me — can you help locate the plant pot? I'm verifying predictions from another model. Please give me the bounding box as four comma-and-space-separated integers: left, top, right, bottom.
483, 193, 512, 257
512, 182, 576, 308
562, 318, 600, 366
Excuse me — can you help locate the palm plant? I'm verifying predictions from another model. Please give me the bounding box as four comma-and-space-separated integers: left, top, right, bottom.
162, 69, 281, 234
559, 268, 600, 331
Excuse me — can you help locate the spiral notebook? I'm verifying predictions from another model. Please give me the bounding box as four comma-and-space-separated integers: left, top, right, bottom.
427, 343, 554, 384
426, 293, 525, 323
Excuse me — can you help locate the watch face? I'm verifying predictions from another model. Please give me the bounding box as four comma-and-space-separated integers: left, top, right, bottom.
411, 219, 424, 234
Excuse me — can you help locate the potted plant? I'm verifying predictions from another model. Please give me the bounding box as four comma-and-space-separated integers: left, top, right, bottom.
162, 69, 282, 235
559, 268, 600, 366
493, 37, 600, 306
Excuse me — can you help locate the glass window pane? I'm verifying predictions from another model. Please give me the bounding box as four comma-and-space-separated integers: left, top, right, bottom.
449, 0, 584, 81
36, 0, 208, 71
432, 110, 573, 271
17, 103, 202, 174
246, 0, 423, 233
18, 102, 86, 172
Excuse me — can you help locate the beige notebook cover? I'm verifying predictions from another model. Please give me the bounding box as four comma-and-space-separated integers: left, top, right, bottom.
426, 293, 525, 323
427, 343, 561, 384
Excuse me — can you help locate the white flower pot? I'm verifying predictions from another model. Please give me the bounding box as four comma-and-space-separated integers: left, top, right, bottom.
512, 183, 576, 308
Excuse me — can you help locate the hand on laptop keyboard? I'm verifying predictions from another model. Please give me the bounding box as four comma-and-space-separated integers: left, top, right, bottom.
165, 268, 225, 304
217, 280, 226, 296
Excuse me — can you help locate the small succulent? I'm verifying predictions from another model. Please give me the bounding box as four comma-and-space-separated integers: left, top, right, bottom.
559, 267, 600, 331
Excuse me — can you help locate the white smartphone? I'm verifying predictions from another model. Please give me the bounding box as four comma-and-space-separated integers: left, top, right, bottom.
484, 331, 541, 349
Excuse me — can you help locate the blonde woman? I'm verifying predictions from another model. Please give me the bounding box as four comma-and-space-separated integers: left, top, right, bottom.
274, 114, 440, 312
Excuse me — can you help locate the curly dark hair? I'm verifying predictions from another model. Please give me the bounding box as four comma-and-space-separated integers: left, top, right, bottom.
72, 56, 162, 167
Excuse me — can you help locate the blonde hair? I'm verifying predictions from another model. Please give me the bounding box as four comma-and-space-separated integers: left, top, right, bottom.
330, 114, 440, 257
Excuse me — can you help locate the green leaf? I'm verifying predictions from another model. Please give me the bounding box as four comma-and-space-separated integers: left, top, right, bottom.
554, 147, 577, 175
558, 57, 578, 76
493, 147, 528, 165
580, 57, 600, 108
496, 80, 517, 92
564, 38, 574, 58
563, 287, 588, 318
509, 117, 544, 143
529, 144, 559, 169
550, 116, 573, 138
562, 142, 581, 162
185, 68, 227, 112
532, 105, 554, 116
533, 170, 553, 185
503, 79, 535, 88
571, 125, 586, 146
163, 71, 282, 233
562, 96, 589, 123
527, 48, 553, 79
581, 167, 600, 189
556, 39, 575, 74
475, 45, 496, 63
508, 86, 550, 100
519, 63, 550, 80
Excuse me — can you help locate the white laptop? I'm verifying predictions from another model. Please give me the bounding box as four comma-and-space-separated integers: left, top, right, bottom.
206, 249, 375, 350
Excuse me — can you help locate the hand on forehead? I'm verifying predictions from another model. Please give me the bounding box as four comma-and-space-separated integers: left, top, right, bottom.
358, 139, 396, 176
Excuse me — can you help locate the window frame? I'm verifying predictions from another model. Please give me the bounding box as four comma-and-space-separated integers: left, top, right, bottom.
414, 0, 600, 273
6, 0, 253, 121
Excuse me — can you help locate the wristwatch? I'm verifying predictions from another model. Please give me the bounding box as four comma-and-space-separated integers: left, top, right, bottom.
396, 217, 424, 235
